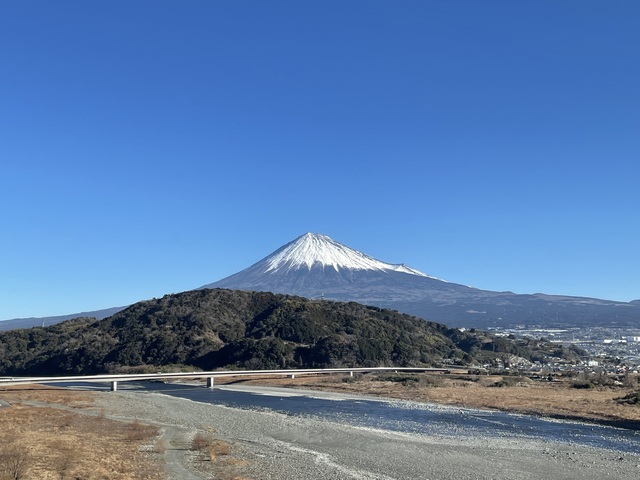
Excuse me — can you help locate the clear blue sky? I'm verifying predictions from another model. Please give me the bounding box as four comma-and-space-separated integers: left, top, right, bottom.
1, 1, 638, 319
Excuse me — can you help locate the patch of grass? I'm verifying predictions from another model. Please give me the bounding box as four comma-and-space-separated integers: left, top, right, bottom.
0, 387, 163, 479
125, 419, 156, 443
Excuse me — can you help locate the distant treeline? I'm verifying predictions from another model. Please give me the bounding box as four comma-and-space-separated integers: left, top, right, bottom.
0, 289, 582, 376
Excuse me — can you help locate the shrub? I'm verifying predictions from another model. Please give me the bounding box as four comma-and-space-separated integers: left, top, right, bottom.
615, 391, 640, 404
208, 440, 230, 458
53, 446, 76, 480
571, 372, 617, 389
420, 375, 444, 387
375, 373, 419, 383
191, 432, 214, 452
571, 381, 595, 389
490, 376, 519, 388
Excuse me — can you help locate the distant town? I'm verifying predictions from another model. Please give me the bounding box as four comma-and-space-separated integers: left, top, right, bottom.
486, 325, 640, 377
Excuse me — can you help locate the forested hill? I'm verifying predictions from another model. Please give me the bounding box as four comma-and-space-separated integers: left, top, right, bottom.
0, 289, 581, 376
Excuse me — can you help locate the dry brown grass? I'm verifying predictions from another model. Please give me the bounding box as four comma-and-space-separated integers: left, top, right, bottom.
191, 431, 214, 452
208, 439, 231, 459
186, 429, 249, 480
191, 431, 232, 460
187, 428, 249, 479
0, 385, 255, 480
0, 385, 94, 407
0, 386, 163, 480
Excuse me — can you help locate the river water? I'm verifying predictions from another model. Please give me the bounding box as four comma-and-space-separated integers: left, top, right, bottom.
64, 380, 640, 455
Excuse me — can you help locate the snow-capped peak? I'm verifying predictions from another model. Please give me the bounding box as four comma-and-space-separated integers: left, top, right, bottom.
263, 233, 431, 277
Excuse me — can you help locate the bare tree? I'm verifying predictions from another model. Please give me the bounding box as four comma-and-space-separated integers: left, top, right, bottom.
0, 445, 30, 480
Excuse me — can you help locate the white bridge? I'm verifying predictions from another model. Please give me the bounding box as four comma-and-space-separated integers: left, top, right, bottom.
0, 367, 451, 391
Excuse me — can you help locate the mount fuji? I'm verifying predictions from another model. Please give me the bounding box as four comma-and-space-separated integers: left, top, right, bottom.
204, 233, 640, 329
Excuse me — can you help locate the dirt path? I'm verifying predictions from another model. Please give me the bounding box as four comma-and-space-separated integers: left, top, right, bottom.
157, 426, 203, 480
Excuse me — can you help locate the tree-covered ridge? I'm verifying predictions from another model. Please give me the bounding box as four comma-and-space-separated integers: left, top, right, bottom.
0, 289, 581, 376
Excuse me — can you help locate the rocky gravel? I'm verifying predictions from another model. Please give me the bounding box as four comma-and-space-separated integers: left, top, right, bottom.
95, 388, 640, 480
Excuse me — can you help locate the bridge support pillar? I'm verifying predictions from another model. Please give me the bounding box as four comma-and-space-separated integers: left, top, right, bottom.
288, 374, 295, 379
206, 377, 215, 389
110, 381, 118, 392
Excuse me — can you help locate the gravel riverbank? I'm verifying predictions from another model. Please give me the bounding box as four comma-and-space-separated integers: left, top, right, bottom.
95, 387, 640, 480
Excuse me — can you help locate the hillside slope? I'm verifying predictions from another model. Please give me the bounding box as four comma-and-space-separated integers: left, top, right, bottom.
0, 289, 461, 375
0, 289, 580, 376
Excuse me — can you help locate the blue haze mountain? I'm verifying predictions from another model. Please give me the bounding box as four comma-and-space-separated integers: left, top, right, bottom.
0, 307, 125, 331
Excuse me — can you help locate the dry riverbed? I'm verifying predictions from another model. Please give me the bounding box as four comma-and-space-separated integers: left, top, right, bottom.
2, 374, 640, 479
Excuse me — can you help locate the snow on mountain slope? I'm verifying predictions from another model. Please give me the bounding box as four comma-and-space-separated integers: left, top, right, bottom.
263, 232, 433, 277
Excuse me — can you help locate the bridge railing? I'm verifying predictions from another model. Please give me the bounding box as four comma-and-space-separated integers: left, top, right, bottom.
0, 366, 451, 391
